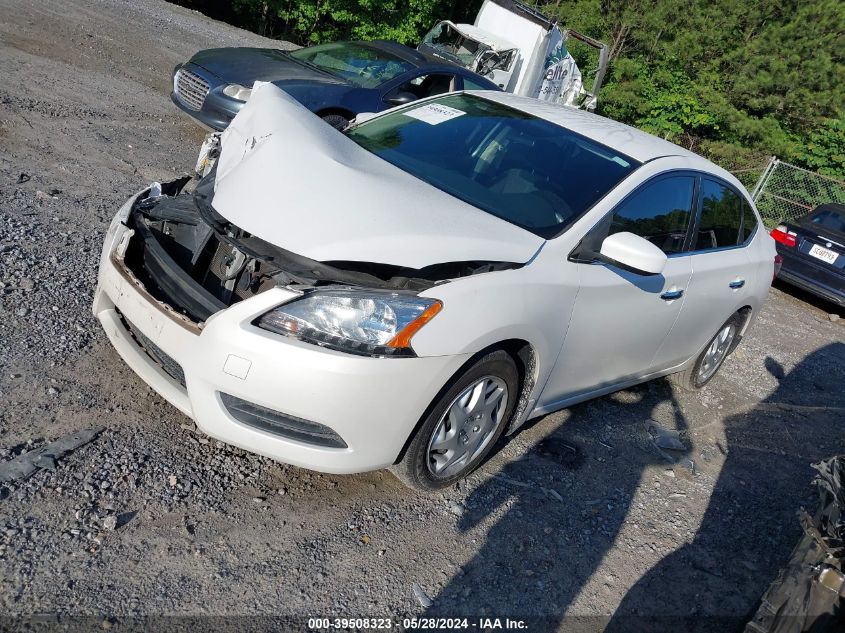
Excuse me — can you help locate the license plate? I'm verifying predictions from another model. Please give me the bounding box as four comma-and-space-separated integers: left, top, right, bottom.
808, 243, 839, 265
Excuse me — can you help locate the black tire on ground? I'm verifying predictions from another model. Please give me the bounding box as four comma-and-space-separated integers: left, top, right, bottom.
392, 350, 519, 491
670, 312, 745, 391
320, 114, 350, 130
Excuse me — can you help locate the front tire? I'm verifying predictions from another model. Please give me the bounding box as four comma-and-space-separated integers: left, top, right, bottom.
670, 312, 743, 391
392, 350, 519, 491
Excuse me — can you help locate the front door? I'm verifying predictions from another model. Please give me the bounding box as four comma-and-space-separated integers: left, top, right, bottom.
540, 174, 697, 404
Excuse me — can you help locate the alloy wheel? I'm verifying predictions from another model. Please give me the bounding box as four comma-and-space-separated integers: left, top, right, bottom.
697, 323, 736, 384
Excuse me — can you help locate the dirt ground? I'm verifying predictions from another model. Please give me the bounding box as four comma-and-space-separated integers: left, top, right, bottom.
0, 0, 843, 630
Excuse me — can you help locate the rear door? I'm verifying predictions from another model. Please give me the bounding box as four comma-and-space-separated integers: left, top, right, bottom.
656, 177, 758, 368
542, 174, 696, 401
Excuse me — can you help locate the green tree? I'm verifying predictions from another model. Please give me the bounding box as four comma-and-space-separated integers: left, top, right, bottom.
538, 0, 845, 177
791, 118, 845, 178
232, 0, 480, 45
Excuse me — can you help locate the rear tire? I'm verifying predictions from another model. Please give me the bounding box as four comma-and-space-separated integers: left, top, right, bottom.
392, 350, 518, 491
320, 114, 350, 130
670, 312, 744, 391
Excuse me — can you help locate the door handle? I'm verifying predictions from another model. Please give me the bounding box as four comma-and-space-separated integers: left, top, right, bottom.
660, 289, 684, 301
729, 279, 745, 289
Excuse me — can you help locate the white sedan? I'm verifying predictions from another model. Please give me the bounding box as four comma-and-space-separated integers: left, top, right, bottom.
93, 83, 776, 490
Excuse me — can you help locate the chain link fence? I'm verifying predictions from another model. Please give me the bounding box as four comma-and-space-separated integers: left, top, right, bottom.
750, 157, 845, 228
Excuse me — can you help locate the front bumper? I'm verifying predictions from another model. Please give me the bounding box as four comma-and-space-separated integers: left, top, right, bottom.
92, 192, 471, 474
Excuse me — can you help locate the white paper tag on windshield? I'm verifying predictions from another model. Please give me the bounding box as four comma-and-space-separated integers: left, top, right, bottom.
403, 103, 466, 125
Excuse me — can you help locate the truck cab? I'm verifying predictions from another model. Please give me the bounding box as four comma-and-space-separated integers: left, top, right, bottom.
419, 0, 608, 110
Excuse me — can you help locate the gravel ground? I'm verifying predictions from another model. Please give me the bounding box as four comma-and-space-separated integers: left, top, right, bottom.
1, 0, 844, 630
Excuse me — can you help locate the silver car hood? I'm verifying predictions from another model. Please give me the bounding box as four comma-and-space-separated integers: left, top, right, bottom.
212, 82, 543, 270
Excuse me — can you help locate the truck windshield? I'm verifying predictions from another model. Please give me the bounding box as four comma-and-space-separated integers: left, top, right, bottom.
422, 22, 487, 67
288, 43, 414, 88
347, 94, 639, 239
421, 23, 515, 73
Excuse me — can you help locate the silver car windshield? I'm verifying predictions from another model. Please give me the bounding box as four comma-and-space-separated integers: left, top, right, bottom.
347, 94, 640, 238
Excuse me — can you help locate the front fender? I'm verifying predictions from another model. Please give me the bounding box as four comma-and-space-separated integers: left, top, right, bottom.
412, 254, 578, 425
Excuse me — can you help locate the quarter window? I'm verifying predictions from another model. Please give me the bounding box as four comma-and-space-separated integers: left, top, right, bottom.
696, 179, 745, 249
606, 176, 695, 254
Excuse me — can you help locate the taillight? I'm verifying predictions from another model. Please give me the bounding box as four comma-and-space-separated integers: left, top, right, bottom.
771, 225, 797, 248
774, 254, 783, 280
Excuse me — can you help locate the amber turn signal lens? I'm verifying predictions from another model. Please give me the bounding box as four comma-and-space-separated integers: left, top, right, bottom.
387, 301, 443, 349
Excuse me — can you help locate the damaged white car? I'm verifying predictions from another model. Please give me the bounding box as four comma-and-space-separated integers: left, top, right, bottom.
93, 83, 776, 490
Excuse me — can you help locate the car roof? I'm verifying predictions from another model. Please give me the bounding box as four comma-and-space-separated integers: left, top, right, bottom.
474, 91, 721, 167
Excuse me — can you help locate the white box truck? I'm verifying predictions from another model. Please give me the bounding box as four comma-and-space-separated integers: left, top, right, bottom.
418, 0, 608, 110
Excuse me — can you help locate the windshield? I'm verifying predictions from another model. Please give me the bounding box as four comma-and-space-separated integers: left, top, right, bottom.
346, 94, 639, 238
288, 42, 414, 88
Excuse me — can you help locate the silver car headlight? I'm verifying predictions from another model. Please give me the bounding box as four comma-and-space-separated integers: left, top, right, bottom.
255, 289, 442, 357
223, 84, 253, 101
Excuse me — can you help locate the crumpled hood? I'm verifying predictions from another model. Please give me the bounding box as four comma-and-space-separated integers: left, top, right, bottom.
212, 82, 544, 270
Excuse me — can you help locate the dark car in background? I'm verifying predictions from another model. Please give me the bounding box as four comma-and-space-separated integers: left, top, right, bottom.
771, 203, 845, 305
171, 39, 500, 130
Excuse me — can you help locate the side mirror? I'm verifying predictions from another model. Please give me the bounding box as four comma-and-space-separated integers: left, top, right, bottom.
352, 112, 378, 125
599, 232, 667, 276
385, 91, 418, 106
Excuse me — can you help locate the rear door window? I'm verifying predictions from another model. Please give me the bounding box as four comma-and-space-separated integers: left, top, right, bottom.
695, 179, 746, 250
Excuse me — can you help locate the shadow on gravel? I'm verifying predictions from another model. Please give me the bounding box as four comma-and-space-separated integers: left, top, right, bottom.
772, 280, 842, 316
427, 377, 692, 631
606, 343, 845, 632
427, 343, 844, 632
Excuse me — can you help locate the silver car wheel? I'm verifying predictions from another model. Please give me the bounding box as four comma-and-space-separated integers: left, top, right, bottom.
697, 323, 736, 383
427, 376, 509, 478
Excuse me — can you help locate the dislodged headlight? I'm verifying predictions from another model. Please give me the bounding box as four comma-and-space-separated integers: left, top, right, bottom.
255, 290, 442, 357
223, 84, 253, 101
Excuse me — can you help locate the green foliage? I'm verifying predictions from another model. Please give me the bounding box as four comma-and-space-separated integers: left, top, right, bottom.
791, 118, 845, 178
537, 0, 845, 178
268, 0, 438, 45
600, 58, 720, 145
231, 0, 481, 46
